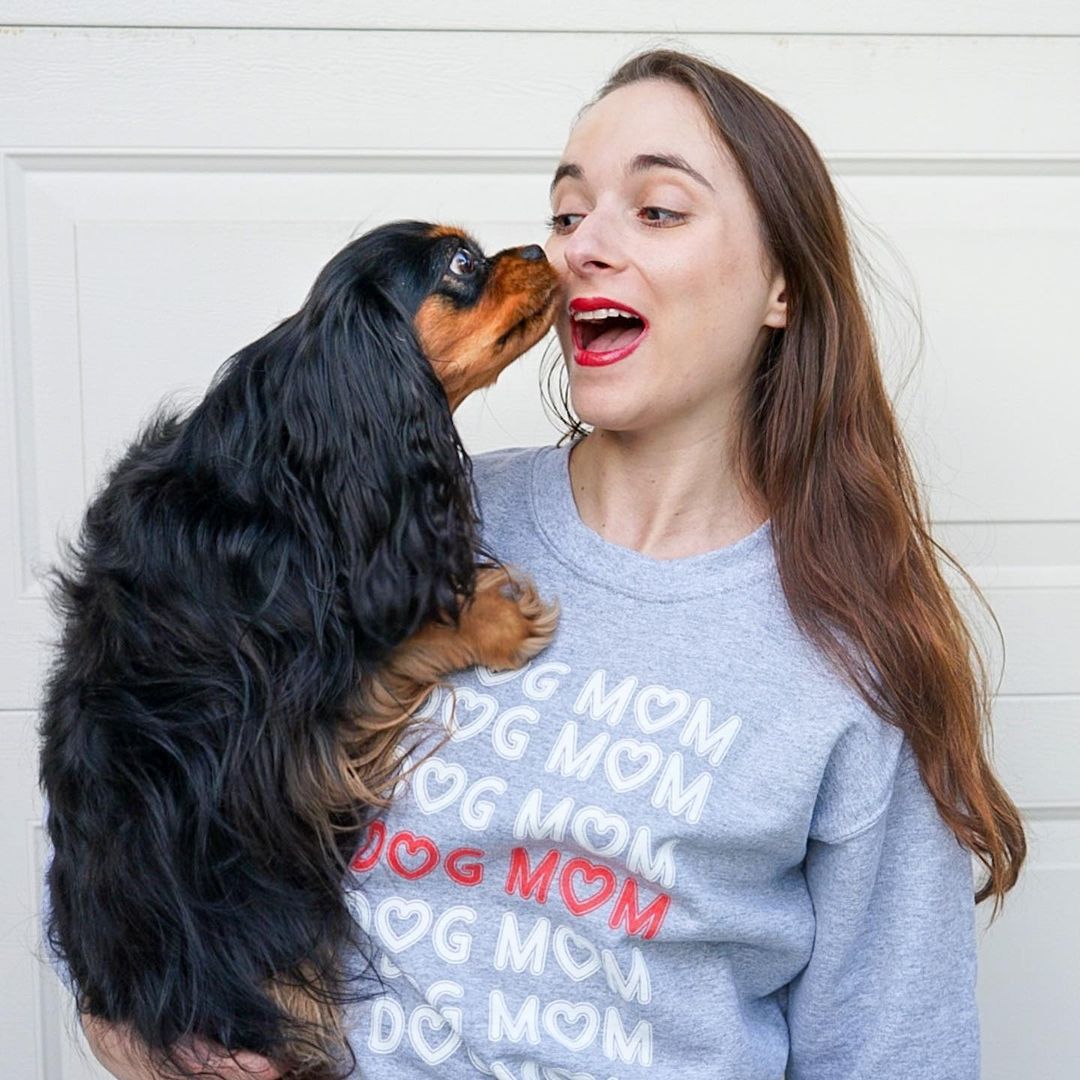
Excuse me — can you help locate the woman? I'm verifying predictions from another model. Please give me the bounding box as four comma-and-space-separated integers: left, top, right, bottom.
84, 47, 1024, 1080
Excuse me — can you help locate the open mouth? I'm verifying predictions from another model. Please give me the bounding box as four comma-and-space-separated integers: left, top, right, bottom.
570, 298, 648, 365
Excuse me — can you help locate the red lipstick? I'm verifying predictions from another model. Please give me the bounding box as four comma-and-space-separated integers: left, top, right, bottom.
568, 297, 649, 368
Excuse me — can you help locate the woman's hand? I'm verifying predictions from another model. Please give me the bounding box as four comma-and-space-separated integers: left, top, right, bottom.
81, 1014, 283, 1080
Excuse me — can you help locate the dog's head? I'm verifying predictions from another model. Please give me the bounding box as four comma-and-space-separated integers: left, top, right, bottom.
297, 220, 560, 410
411, 224, 560, 410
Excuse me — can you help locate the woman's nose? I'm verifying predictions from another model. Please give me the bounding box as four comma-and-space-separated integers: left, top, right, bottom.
559, 216, 621, 278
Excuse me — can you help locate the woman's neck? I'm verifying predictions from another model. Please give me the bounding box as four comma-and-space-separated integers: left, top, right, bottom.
567, 428, 768, 560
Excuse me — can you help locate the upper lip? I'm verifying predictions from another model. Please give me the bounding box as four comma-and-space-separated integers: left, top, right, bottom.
567, 296, 647, 324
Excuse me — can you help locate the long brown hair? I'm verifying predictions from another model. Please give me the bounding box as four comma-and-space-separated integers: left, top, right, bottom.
542, 47, 1025, 918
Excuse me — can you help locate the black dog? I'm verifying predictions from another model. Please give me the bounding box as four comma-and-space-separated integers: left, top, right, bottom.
39, 221, 561, 1077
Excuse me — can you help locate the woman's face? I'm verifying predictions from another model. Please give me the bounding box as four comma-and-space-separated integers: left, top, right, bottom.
545, 78, 786, 439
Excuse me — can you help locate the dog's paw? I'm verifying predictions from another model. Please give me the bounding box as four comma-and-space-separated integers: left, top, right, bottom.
466, 568, 559, 671
505, 579, 560, 664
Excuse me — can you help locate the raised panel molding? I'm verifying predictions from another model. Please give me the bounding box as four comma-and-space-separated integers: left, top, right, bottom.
3, 149, 1079, 715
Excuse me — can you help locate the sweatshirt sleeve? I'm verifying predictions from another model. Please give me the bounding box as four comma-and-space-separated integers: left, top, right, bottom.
785, 737, 981, 1080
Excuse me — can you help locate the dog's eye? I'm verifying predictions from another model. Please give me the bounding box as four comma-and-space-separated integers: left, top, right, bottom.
449, 249, 477, 277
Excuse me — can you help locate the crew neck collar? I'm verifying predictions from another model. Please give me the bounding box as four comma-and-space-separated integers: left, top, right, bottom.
528, 440, 775, 602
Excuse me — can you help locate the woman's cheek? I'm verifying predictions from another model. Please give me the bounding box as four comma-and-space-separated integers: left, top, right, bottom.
543, 234, 566, 274
559, 322, 575, 364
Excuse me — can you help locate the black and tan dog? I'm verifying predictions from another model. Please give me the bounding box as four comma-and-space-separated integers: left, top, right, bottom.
39, 221, 561, 1077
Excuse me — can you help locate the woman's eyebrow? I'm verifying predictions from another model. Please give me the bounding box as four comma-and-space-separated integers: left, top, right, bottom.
629, 153, 714, 191
549, 153, 714, 197
550, 162, 582, 197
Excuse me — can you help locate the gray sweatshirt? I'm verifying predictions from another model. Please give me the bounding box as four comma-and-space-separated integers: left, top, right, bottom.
343, 441, 980, 1079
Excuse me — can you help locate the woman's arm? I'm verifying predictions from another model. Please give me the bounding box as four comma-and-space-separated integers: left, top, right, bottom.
785, 738, 980, 1079
81, 1015, 282, 1080
41, 798, 282, 1080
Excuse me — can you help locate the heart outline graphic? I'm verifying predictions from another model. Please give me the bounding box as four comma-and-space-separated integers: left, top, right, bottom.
387, 830, 440, 881
375, 897, 433, 953
413, 757, 467, 814
447, 687, 499, 741
634, 684, 691, 734
559, 858, 617, 916
542, 1000, 600, 1052
552, 926, 602, 982
604, 738, 663, 792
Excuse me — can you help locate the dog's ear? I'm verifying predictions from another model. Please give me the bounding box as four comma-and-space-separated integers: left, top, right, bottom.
271, 278, 479, 661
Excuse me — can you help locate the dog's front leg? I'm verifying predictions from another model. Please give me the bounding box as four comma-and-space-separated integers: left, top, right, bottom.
361, 566, 559, 724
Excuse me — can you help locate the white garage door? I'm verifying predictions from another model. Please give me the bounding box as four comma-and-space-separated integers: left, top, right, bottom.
1, 4, 1077, 1077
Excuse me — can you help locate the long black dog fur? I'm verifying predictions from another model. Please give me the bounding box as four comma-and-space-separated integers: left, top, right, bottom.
39, 221, 503, 1075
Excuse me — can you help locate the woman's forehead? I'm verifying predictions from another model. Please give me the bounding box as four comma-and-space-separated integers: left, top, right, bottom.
559, 80, 736, 187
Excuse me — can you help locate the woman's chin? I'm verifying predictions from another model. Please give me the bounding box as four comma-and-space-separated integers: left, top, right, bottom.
569, 394, 651, 436
567, 362, 679, 435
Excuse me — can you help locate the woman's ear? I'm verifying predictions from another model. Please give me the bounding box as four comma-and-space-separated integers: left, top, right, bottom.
763, 273, 787, 329
276, 282, 480, 659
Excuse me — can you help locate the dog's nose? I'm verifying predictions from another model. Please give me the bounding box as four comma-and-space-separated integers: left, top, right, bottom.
518, 245, 546, 262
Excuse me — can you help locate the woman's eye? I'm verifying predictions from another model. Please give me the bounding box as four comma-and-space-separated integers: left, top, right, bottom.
546, 213, 583, 234
639, 206, 686, 226
449, 249, 476, 276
